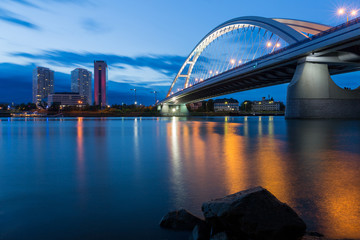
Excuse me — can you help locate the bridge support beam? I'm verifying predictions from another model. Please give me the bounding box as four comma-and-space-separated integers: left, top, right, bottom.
159, 103, 189, 116
286, 61, 360, 119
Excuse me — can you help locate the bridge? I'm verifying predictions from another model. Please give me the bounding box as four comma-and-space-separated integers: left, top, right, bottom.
158, 16, 360, 118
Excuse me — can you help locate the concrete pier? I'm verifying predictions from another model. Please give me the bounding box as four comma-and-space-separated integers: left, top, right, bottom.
286, 62, 360, 119
159, 103, 189, 116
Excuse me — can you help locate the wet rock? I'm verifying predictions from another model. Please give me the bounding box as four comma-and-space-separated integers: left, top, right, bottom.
189, 222, 211, 240
201, 186, 306, 240
301, 236, 327, 240
301, 232, 325, 240
160, 209, 204, 231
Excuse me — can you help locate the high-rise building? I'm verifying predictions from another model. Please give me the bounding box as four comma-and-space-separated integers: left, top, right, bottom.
71, 68, 92, 105
32, 67, 54, 104
94, 61, 107, 107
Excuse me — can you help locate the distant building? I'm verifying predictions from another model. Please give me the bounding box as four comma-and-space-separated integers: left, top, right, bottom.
32, 67, 54, 104
94, 61, 107, 108
214, 98, 239, 112
71, 68, 92, 105
252, 97, 281, 111
48, 92, 87, 108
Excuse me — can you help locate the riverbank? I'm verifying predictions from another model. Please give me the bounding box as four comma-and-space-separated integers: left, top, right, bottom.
0, 111, 11, 117
45, 111, 284, 117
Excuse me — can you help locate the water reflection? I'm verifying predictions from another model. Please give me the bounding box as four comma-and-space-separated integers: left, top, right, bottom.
165, 117, 360, 238
0, 117, 359, 239
76, 117, 86, 203
285, 120, 360, 238
167, 117, 186, 206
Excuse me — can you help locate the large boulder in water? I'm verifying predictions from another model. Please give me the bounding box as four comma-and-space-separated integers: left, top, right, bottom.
160, 209, 204, 231
201, 186, 306, 240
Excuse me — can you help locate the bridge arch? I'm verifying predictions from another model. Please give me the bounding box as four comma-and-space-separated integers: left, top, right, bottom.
167, 16, 331, 97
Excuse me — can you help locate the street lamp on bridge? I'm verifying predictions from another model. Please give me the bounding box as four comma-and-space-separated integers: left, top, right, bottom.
338, 8, 358, 22
130, 88, 137, 105
150, 90, 158, 105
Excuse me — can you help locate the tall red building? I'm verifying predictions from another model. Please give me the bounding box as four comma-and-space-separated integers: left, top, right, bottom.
94, 61, 107, 107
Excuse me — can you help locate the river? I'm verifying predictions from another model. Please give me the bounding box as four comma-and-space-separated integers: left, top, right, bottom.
0, 116, 359, 239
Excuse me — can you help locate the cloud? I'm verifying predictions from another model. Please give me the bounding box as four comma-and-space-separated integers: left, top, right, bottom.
11, 50, 186, 76
0, 7, 39, 30
0, 16, 39, 29
82, 18, 109, 33
11, 0, 39, 8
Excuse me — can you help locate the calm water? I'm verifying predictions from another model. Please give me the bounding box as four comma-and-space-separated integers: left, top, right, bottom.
0, 116, 359, 240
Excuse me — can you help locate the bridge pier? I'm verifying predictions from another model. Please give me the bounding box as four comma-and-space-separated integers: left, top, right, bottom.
286, 61, 360, 119
159, 103, 189, 116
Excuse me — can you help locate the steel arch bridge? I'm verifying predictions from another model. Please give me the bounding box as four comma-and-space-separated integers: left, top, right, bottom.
166, 16, 331, 98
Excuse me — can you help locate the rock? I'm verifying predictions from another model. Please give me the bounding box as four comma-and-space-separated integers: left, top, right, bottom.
201, 186, 306, 240
301, 236, 327, 240
189, 222, 211, 240
160, 209, 204, 231
209, 232, 229, 240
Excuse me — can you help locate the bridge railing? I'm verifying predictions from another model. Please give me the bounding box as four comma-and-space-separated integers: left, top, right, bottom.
231, 16, 360, 72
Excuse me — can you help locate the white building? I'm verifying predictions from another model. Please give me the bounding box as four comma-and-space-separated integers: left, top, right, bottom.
214, 98, 239, 112
252, 97, 281, 111
32, 67, 54, 104
71, 68, 92, 105
48, 92, 87, 108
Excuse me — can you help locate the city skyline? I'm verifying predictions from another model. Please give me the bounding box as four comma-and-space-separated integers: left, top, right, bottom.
1, 0, 360, 105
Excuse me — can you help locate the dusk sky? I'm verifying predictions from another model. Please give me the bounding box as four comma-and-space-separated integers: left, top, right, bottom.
1, 0, 360, 105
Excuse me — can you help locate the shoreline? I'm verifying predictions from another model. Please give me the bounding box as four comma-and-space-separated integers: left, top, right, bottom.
4, 111, 285, 118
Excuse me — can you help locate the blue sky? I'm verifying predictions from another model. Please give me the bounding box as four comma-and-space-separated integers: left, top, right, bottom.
0, 0, 359, 105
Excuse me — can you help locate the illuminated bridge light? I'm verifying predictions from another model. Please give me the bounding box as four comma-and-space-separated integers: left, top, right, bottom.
238, 60, 242, 64
230, 59, 235, 64
338, 8, 345, 15
267, 42, 272, 47
216, 71, 219, 74
210, 70, 213, 74
276, 43, 281, 47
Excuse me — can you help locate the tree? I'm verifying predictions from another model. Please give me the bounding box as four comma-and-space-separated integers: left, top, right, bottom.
48, 102, 60, 112
206, 99, 214, 112
240, 100, 252, 112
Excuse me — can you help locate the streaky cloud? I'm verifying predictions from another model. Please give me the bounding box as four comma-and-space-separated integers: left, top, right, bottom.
0, 16, 39, 29
11, 50, 186, 76
11, 0, 39, 8
0, 7, 39, 30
